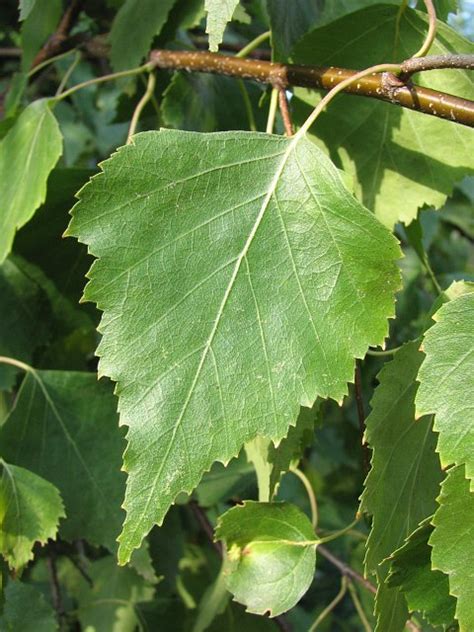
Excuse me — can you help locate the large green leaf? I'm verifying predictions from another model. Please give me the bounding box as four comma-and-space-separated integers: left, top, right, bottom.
0, 461, 65, 571
109, 0, 177, 71
0, 371, 125, 551
205, 0, 240, 51
0, 580, 58, 632
360, 342, 443, 631
0, 100, 62, 263
292, 6, 474, 227
416, 291, 474, 488
386, 518, 457, 628
430, 465, 474, 632
67, 128, 400, 563
215, 501, 317, 616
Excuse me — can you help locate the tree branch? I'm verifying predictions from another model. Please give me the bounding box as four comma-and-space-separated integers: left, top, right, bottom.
149, 49, 474, 127
31, 0, 84, 69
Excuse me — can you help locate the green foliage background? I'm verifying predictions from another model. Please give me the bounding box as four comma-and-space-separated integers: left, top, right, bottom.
0, 1, 473, 631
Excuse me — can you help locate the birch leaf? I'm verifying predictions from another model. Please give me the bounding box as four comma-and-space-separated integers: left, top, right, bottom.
67, 129, 401, 563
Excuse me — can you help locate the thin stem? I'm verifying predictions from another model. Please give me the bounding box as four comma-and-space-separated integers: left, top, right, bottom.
318, 518, 361, 545
266, 87, 279, 133
308, 575, 348, 632
366, 346, 401, 357
297, 63, 401, 136
127, 71, 156, 143
412, 0, 437, 58
54, 63, 152, 102
278, 88, 294, 136
401, 53, 474, 76
55, 50, 81, 96
290, 467, 318, 528
347, 581, 373, 632
235, 31, 270, 59
28, 47, 77, 78
0, 356, 34, 374
237, 79, 257, 131
426, 262, 443, 296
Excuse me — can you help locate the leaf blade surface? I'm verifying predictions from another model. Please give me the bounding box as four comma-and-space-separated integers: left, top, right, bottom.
416, 291, 474, 487
0, 100, 62, 263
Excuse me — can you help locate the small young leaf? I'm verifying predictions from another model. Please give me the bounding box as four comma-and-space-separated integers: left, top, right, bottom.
0, 580, 58, 632
386, 518, 457, 627
0, 99, 62, 263
0, 371, 125, 552
360, 342, 443, 631
292, 6, 474, 227
0, 461, 65, 571
67, 129, 401, 563
109, 0, 177, 71
430, 465, 474, 632
205, 0, 240, 52
416, 291, 474, 488
215, 501, 317, 616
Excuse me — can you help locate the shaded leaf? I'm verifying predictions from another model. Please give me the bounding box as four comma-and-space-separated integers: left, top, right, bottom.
193, 558, 230, 632
0, 99, 62, 263
67, 129, 400, 563
266, 0, 322, 60
386, 518, 457, 627
64, 556, 155, 632
215, 501, 316, 616
0, 461, 65, 571
430, 465, 474, 632
416, 291, 474, 487
205, 0, 240, 51
162, 73, 265, 132
0, 371, 125, 551
109, 0, 177, 71
360, 342, 443, 631
0, 258, 50, 390
292, 6, 474, 227
0, 580, 58, 632
15, 168, 95, 307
